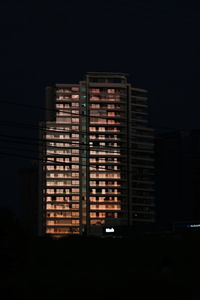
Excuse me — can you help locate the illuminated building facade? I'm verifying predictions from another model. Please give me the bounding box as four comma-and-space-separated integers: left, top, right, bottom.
39, 72, 155, 237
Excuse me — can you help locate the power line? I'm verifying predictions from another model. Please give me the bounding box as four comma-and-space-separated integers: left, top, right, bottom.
0, 120, 154, 152
0, 99, 129, 121
0, 140, 154, 173
0, 148, 128, 172
0, 89, 152, 137
0, 96, 148, 122
0, 147, 154, 175
0, 142, 122, 161
0, 133, 126, 154
0, 119, 153, 135
0, 119, 127, 137
0, 99, 154, 163
0, 134, 125, 162
0, 133, 155, 160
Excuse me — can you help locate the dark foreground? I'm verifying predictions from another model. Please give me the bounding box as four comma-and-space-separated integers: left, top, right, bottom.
1, 220, 200, 300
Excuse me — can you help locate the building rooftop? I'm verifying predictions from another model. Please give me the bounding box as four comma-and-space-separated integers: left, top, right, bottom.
86, 72, 129, 77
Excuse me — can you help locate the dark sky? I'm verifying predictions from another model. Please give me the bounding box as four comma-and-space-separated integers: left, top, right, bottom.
0, 0, 200, 217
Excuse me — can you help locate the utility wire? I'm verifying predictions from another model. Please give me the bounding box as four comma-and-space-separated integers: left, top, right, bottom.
0, 147, 154, 175
0, 99, 154, 157
0, 97, 148, 122
0, 100, 125, 120
0, 99, 153, 151
0, 137, 154, 172
0, 121, 153, 149
0, 140, 154, 173
0, 133, 126, 154
0, 133, 155, 159
0, 119, 153, 135
0, 119, 127, 137
0, 146, 125, 172
0, 142, 122, 160
0, 121, 154, 153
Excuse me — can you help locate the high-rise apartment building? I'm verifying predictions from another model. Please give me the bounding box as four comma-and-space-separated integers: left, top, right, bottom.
39, 72, 155, 237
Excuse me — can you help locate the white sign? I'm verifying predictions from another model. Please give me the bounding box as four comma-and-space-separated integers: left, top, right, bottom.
105, 228, 115, 233
188, 224, 200, 228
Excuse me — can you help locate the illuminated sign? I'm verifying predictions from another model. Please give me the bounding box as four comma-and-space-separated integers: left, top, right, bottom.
105, 228, 115, 233
188, 224, 200, 228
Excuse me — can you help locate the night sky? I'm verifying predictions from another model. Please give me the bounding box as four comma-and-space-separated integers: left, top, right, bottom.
1, 0, 200, 218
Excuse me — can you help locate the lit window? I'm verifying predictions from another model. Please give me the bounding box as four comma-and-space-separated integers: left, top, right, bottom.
71, 102, 79, 107
90, 197, 96, 201
108, 112, 115, 117
99, 181, 105, 186
71, 87, 79, 92
89, 127, 96, 132
72, 172, 79, 177
72, 180, 79, 185
72, 165, 79, 170
72, 196, 79, 201
90, 135, 96, 140
72, 110, 79, 114
57, 117, 71, 123
90, 96, 100, 101
72, 126, 79, 130
107, 89, 115, 94
90, 158, 96, 162
99, 197, 105, 202
72, 94, 79, 99
72, 133, 79, 139
72, 157, 79, 162
90, 104, 100, 108
90, 88, 100, 93
72, 118, 79, 123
